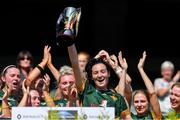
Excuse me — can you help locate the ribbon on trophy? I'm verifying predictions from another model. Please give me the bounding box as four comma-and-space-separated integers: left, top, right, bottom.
56, 7, 81, 46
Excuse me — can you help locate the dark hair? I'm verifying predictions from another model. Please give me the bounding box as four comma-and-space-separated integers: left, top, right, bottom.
16, 50, 34, 67
85, 58, 116, 87
171, 82, 180, 90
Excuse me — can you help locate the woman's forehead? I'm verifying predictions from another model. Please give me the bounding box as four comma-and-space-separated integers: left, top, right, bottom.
60, 75, 75, 82
172, 86, 180, 93
134, 93, 147, 100
92, 63, 106, 69
6, 67, 20, 74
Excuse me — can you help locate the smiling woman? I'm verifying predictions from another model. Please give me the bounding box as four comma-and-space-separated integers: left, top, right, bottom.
0, 2, 180, 111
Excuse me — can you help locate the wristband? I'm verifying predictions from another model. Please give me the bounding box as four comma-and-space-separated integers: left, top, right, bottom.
36, 65, 45, 75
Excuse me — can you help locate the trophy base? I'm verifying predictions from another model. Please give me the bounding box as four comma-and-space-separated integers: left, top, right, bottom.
62, 35, 75, 46
56, 32, 75, 47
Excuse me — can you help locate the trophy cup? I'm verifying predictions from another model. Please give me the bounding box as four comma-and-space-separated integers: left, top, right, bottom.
56, 7, 81, 46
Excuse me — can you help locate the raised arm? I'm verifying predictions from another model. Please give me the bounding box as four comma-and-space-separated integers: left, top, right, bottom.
116, 51, 127, 96
172, 70, 180, 83
110, 54, 132, 83
137, 51, 161, 119
116, 51, 132, 112
47, 50, 60, 82
67, 44, 85, 93
117, 52, 132, 120
95, 50, 132, 106
26, 45, 51, 87
95, 50, 132, 86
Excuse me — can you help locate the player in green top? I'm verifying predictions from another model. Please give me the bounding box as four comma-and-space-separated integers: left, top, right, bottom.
46, 50, 80, 107
66, 42, 132, 119
131, 51, 162, 120
165, 82, 180, 119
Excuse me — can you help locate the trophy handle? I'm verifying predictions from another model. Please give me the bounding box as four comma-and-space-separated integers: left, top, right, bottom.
75, 8, 81, 37
56, 14, 63, 38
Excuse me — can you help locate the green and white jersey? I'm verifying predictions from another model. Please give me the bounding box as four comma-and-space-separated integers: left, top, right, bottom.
0, 90, 18, 114
54, 99, 67, 107
80, 81, 128, 119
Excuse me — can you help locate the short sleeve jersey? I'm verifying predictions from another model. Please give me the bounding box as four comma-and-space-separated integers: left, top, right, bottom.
79, 81, 128, 119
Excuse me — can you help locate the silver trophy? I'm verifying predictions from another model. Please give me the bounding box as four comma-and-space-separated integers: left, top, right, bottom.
56, 7, 81, 46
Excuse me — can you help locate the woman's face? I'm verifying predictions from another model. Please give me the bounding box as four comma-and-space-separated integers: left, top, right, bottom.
29, 90, 40, 107
134, 92, 149, 116
59, 75, 75, 96
78, 54, 89, 72
161, 68, 173, 80
91, 63, 110, 90
19, 55, 31, 69
2, 67, 21, 91
170, 86, 180, 111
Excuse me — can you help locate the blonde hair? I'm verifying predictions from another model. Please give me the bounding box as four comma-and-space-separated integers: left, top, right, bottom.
78, 51, 90, 61
58, 65, 74, 83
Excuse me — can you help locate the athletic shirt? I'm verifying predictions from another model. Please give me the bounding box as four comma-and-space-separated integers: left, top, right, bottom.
0, 90, 18, 114
50, 90, 77, 107
54, 99, 67, 107
164, 109, 180, 120
80, 81, 128, 119
131, 111, 154, 120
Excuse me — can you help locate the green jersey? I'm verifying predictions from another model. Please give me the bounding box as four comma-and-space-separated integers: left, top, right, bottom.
131, 111, 154, 120
50, 89, 78, 107
164, 109, 180, 120
54, 99, 67, 107
80, 81, 128, 119
0, 90, 18, 114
